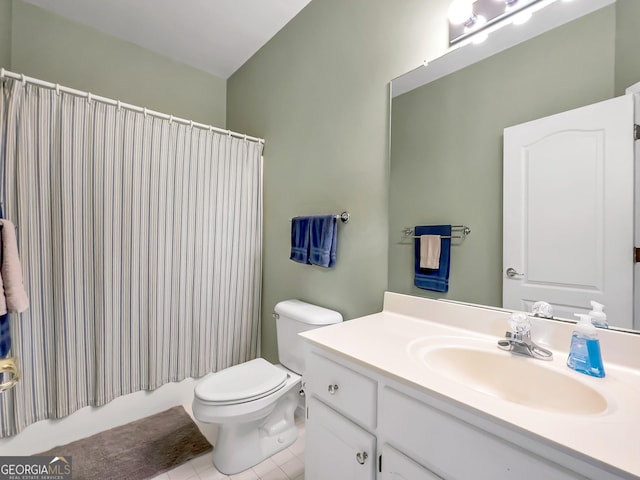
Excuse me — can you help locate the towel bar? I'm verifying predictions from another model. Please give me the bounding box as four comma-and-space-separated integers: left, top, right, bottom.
290, 211, 350, 224
403, 225, 470, 240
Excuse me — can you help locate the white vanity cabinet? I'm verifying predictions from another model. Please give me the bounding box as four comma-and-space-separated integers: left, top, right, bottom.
381, 445, 444, 480
380, 386, 584, 480
301, 293, 640, 479
304, 345, 608, 480
306, 397, 376, 480
304, 350, 378, 479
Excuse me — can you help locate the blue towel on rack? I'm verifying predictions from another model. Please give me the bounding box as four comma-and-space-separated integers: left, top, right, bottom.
290, 216, 311, 264
414, 225, 452, 292
309, 215, 338, 268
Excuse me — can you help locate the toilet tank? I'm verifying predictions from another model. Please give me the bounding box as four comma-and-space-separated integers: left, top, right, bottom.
274, 299, 342, 374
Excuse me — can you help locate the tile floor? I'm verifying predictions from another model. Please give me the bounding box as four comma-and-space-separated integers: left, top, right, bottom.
151, 404, 305, 480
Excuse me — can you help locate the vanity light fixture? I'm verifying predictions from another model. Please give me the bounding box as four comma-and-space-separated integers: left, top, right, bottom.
447, 0, 488, 42
448, 0, 547, 46
504, 0, 533, 24
504, 0, 520, 11
466, 14, 489, 44
447, 0, 475, 25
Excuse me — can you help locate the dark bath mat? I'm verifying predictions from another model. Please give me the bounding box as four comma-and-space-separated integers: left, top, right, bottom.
36, 406, 213, 480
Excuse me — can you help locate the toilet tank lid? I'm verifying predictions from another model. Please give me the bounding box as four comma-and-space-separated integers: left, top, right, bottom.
274, 299, 343, 325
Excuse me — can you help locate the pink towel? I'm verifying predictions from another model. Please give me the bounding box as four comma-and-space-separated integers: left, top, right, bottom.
0, 220, 28, 314
0, 258, 5, 315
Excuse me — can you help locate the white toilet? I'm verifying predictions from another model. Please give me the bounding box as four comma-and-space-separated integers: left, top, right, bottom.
192, 299, 342, 475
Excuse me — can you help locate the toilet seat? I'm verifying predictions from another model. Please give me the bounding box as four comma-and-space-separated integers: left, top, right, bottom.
195, 358, 288, 405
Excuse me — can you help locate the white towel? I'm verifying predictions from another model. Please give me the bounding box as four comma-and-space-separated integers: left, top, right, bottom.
420, 235, 441, 269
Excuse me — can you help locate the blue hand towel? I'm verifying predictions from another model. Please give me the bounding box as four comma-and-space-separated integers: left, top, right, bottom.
414, 225, 452, 292
0, 314, 9, 358
309, 215, 338, 268
290, 216, 311, 264
0, 204, 10, 358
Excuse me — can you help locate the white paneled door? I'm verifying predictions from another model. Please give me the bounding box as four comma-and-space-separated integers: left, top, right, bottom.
503, 94, 635, 329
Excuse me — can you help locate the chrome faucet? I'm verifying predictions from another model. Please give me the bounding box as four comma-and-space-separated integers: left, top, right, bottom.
497, 312, 553, 361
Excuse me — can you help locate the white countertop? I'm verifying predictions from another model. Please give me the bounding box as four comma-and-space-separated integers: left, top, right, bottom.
300, 293, 640, 478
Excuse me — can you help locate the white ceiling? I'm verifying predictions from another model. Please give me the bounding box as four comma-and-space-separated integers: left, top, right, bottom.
22, 0, 313, 79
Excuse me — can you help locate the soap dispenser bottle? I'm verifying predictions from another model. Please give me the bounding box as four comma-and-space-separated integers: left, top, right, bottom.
589, 301, 608, 329
567, 314, 605, 378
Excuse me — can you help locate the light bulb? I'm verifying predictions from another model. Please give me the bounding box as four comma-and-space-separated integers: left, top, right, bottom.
448, 0, 474, 25
464, 14, 487, 32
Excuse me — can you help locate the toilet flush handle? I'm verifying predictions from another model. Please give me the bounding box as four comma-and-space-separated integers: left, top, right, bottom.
328, 384, 339, 395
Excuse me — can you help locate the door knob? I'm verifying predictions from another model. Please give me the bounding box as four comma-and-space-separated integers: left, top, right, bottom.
328, 384, 339, 395
356, 451, 368, 465
505, 267, 524, 278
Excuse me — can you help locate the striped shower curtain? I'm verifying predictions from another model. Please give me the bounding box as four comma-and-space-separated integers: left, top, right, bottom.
0, 78, 263, 436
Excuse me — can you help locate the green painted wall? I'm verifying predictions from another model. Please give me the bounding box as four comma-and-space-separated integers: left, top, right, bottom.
227, 0, 449, 362
388, 5, 634, 307
7, 0, 226, 127
0, 0, 11, 68
4, 0, 634, 361
615, 0, 640, 95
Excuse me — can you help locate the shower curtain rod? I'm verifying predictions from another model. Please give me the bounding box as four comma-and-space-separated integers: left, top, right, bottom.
0, 68, 265, 145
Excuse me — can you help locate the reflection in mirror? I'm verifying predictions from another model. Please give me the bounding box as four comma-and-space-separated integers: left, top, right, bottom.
389, 0, 640, 331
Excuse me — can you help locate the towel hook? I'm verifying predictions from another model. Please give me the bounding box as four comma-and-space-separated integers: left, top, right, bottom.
0, 357, 20, 393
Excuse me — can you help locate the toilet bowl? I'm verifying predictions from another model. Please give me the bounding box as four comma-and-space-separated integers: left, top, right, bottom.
193, 358, 301, 474
192, 299, 342, 475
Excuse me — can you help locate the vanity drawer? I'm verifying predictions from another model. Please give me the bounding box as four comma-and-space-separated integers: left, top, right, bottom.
305, 351, 377, 430
381, 387, 584, 480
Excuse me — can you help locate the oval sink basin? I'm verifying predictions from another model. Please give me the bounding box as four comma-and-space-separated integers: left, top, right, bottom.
408, 337, 608, 415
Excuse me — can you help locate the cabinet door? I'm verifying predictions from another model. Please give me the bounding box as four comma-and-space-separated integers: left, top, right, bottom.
382, 445, 444, 480
305, 396, 376, 480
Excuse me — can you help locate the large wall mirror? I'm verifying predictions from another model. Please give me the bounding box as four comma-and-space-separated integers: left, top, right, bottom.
389, 0, 640, 331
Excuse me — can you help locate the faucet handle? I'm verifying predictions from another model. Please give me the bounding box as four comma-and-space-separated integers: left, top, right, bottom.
508, 312, 531, 335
